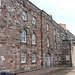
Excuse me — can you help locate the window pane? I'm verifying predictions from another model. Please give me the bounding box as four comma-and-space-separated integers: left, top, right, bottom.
47, 38, 49, 47
22, 11, 27, 20
0, 0, 1, 7
21, 53, 26, 63
32, 54, 36, 63
55, 55, 57, 61
21, 30, 26, 42
32, 17, 36, 25
47, 24, 49, 31
32, 34, 36, 45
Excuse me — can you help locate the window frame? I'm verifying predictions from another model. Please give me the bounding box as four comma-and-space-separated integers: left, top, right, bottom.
32, 16, 36, 25
0, 0, 1, 12
32, 53, 37, 63
59, 55, 61, 61
22, 11, 27, 21
47, 38, 49, 47
32, 33, 36, 45
55, 55, 57, 62
0, 0, 1, 8
47, 24, 49, 31
21, 30, 27, 43
21, 53, 27, 64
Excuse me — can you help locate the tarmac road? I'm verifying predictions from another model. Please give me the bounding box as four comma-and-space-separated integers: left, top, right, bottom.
17, 66, 75, 75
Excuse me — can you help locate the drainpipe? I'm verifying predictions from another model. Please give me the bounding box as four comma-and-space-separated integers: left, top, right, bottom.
40, 10, 43, 68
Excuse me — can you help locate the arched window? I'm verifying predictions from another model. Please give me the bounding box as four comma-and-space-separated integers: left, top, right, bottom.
21, 30, 26, 43
32, 33, 36, 45
47, 38, 49, 47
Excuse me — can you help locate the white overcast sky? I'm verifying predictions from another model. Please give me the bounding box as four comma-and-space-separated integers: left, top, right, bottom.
29, 0, 75, 35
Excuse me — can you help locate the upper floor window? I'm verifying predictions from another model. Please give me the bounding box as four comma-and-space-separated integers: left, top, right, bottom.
0, 0, 1, 12
32, 16, 36, 25
47, 24, 49, 31
63, 36, 65, 40
32, 33, 36, 45
32, 54, 36, 63
58, 31, 60, 38
54, 29, 56, 36
21, 53, 26, 63
21, 30, 26, 43
47, 38, 49, 47
0, 0, 1, 7
55, 41, 57, 49
22, 11, 27, 21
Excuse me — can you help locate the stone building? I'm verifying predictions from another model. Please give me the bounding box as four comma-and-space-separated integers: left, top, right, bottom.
52, 21, 67, 65
0, 0, 75, 73
41, 10, 54, 67
0, 0, 42, 71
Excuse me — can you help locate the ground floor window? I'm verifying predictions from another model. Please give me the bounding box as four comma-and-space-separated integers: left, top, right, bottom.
66, 55, 70, 61
21, 53, 26, 63
32, 54, 36, 63
59, 55, 61, 61
55, 55, 57, 62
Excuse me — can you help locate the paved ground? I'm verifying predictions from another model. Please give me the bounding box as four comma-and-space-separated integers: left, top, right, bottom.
17, 66, 75, 75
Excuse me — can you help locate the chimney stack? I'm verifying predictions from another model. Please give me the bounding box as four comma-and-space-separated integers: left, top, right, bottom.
59, 24, 66, 29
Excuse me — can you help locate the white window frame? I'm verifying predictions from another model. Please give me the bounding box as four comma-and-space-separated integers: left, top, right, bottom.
32, 33, 36, 45
47, 38, 49, 47
22, 11, 27, 21
0, 0, 1, 12
21, 53, 26, 63
0, 0, 1, 8
47, 24, 49, 31
32, 54, 36, 63
32, 16, 36, 25
21, 30, 26, 43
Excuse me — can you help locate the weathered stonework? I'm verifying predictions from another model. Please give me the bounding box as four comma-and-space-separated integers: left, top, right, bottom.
0, 0, 41, 71
0, 0, 75, 74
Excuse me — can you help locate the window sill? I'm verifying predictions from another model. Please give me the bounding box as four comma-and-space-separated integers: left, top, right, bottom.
21, 41, 26, 43
21, 62, 26, 64
32, 62, 37, 64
